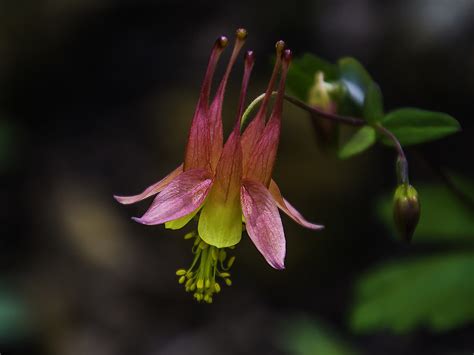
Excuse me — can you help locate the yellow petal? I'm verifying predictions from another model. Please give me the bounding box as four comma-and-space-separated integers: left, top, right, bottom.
198, 190, 242, 248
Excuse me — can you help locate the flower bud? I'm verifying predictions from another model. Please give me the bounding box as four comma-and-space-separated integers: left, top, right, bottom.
307, 71, 339, 154
393, 184, 420, 242
308, 72, 333, 111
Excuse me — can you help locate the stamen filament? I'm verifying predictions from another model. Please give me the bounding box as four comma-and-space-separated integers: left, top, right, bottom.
177, 231, 236, 303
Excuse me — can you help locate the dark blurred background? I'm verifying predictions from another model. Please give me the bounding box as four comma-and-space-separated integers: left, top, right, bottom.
0, 0, 473, 354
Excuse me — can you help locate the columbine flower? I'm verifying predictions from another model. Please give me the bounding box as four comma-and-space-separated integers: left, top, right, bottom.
115, 29, 323, 303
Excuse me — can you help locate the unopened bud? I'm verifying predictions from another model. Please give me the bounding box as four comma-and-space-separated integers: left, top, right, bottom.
308, 71, 332, 111
393, 184, 420, 242
307, 72, 339, 154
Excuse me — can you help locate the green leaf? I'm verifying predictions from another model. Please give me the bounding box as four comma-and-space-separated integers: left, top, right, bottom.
287, 53, 339, 100
295, 53, 339, 80
338, 57, 373, 107
280, 316, 359, 355
380, 108, 461, 146
286, 65, 314, 101
377, 182, 474, 243
350, 253, 474, 333
338, 126, 376, 159
363, 82, 384, 124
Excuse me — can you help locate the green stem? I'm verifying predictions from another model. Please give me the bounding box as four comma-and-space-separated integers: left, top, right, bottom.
286, 94, 408, 182
374, 123, 409, 184
240, 91, 276, 129
283, 95, 366, 126
373, 124, 406, 162
242, 92, 409, 183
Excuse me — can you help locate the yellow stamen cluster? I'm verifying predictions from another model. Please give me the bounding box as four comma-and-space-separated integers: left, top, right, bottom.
176, 231, 235, 303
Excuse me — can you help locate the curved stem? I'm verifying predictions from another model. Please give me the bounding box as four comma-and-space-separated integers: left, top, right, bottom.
242, 92, 409, 183
283, 95, 366, 126
283, 94, 409, 183
373, 124, 405, 161
241, 92, 367, 128
240, 91, 275, 129
374, 123, 409, 184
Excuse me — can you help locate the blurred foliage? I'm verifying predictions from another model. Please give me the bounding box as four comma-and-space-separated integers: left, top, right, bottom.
286, 53, 339, 101
338, 126, 376, 160
338, 57, 373, 109
280, 316, 359, 355
350, 253, 474, 333
351, 177, 474, 334
380, 108, 460, 146
362, 82, 383, 125
0, 286, 30, 341
286, 53, 460, 158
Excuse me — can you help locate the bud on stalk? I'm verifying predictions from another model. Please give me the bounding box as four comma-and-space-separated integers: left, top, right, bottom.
393, 184, 420, 242
307, 71, 339, 154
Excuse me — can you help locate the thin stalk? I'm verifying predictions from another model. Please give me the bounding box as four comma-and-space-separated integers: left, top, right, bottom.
373, 124, 406, 162
240, 92, 273, 129
242, 92, 409, 182
283, 94, 409, 183
283, 95, 366, 126
374, 123, 409, 184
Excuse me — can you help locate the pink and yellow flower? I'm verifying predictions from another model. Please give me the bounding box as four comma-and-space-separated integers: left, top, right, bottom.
115, 29, 323, 302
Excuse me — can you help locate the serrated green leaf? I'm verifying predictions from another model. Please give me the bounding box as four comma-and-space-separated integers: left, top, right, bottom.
287, 53, 339, 100
377, 182, 474, 243
380, 108, 461, 146
338, 57, 373, 107
350, 253, 474, 333
338, 126, 376, 159
363, 82, 384, 124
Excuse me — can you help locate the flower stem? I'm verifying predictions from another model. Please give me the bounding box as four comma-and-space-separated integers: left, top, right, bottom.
374, 123, 409, 184
373, 123, 406, 162
283, 94, 409, 182
240, 91, 273, 129
283, 95, 366, 126
242, 92, 409, 183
